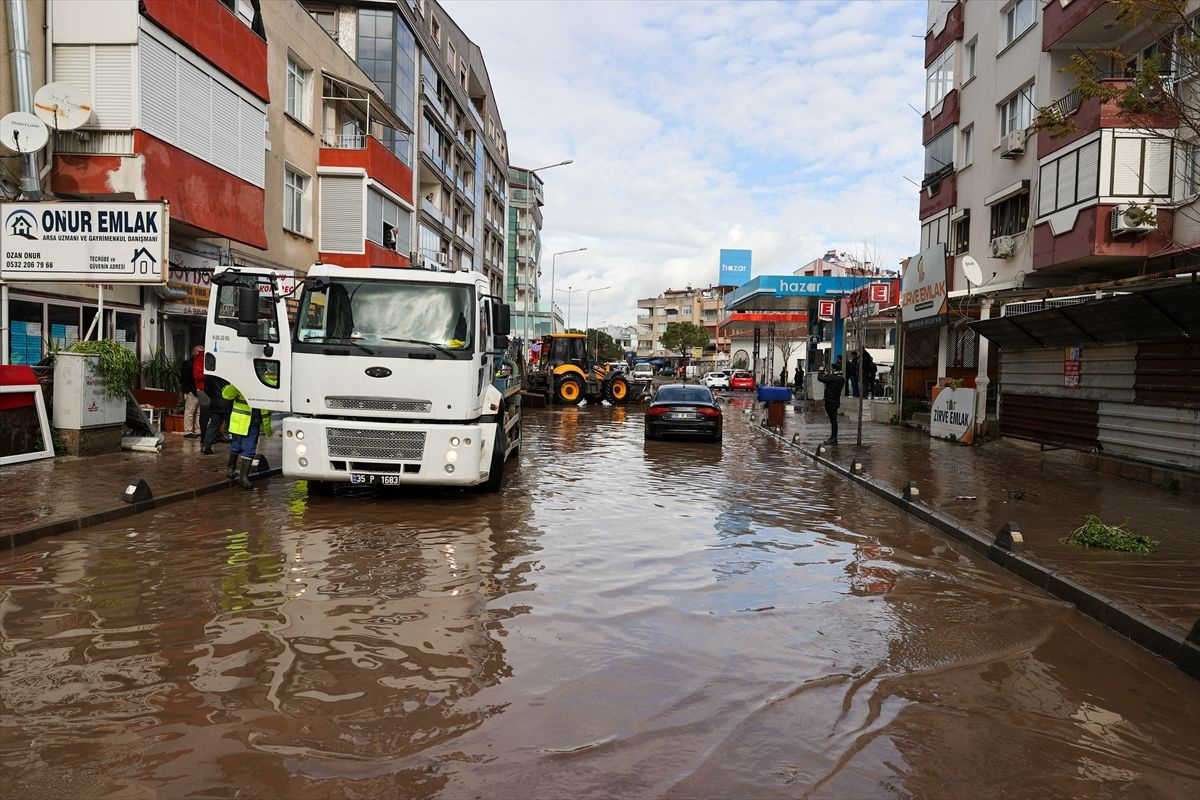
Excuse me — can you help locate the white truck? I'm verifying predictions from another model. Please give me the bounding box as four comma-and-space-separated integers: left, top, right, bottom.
204, 263, 520, 493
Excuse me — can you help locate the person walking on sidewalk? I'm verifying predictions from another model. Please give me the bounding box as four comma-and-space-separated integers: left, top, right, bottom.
220, 383, 272, 488
200, 375, 232, 455
817, 366, 846, 444
180, 345, 205, 438
793, 362, 805, 396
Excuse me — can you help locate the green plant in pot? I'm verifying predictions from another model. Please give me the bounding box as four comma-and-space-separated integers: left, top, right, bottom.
68, 340, 141, 399
142, 347, 182, 393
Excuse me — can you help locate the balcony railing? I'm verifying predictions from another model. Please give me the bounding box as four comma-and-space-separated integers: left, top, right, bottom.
1046, 88, 1083, 120
421, 198, 445, 226
321, 131, 366, 149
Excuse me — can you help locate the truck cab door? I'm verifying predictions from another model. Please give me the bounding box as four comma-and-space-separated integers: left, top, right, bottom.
205, 267, 292, 412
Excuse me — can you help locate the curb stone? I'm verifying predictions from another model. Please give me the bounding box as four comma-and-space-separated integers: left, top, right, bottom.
751, 421, 1196, 681
2, 468, 283, 551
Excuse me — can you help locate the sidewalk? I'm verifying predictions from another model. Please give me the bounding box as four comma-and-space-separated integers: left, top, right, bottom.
1, 433, 282, 548
752, 401, 1199, 672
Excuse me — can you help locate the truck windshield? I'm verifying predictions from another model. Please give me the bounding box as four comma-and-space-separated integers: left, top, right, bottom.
295, 279, 474, 356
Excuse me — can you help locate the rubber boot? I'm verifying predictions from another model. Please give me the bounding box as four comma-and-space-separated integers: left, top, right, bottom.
225, 453, 238, 479
236, 456, 254, 489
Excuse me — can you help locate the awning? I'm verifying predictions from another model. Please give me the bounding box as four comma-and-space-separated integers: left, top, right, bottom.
970, 283, 1200, 350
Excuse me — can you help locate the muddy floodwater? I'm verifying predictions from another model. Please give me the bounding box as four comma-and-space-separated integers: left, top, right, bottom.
2, 405, 1198, 799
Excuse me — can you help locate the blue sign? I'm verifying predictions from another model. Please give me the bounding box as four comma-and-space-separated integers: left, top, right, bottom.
724, 274, 878, 311
718, 249, 752, 287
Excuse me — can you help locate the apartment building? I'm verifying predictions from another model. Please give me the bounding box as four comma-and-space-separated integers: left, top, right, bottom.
507, 166, 557, 342
635, 286, 728, 359
1, 0, 509, 367
918, 0, 1200, 464
794, 250, 886, 278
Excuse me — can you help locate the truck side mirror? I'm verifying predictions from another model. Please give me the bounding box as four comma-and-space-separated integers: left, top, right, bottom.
494, 334, 509, 351
237, 286, 259, 338
493, 303, 512, 336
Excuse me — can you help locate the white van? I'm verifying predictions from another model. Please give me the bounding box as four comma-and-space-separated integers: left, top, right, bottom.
631, 363, 654, 380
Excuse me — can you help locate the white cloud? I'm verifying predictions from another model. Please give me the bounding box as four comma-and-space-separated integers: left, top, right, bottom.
444, 0, 926, 328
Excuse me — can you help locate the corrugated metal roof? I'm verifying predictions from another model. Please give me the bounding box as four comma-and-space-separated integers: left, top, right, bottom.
973, 283, 1200, 350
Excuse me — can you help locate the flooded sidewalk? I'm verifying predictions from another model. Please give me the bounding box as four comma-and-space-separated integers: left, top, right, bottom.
1, 432, 282, 545
760, 400, 1200, 642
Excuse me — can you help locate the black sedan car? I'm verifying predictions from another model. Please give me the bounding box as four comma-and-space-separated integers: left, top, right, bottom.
644, 384, 722, 441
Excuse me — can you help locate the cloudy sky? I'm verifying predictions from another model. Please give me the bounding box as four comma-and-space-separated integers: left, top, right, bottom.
445, 0, 928, 328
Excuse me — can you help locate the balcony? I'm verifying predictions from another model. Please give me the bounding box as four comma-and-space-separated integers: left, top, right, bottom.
1037, 79, 1181, 158
922, 88, 959, 144
1033, 204, 1174, 271
319, 133, 414, 203
421, 198, 446, 227
139, 0, 267, 102
1042, 0, 1114, 51
919, 169, 956, 220
924, 0, 963, 67
421, 77, 446, 121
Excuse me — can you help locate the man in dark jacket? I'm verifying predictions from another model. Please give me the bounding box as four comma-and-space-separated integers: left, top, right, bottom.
817, 366, 846, 444
200, 375, 232, 455
793, 363, 805, 396
861, 349, 877, 398
180, 345, 207, 439
846, 351, 860, 397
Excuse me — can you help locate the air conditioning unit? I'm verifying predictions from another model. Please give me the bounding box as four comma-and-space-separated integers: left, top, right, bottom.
409, 250, 424, 267
1000, 129, 1026, 159
437, 252, 449, 265
990, 235, 1016, 258
1110, 203, 1158, 236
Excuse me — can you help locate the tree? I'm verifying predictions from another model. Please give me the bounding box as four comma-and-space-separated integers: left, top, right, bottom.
660, 322, 710, 360
585, 328, 622, 361
773, 325, 807, 376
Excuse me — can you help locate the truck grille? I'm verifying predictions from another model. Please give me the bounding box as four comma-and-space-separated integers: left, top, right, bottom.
326, 397, 432, 413
326, 428, 426, 460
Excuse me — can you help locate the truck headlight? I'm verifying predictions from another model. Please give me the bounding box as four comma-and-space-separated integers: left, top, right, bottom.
450, 436, 460, 447
445, 450, 458, 463
295, 444, 307, 457
298, 457, 309, 467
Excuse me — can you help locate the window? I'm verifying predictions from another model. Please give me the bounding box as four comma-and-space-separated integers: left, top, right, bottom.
305, 5, 337, 39
999, 83, 1034, 137
926, 45, 954, 110
357, 8, 417, 134
924, 128, 954, 183
990, 192, 1029, 238
961, 126, 974, 167
952, 214, 970, 255
1110, 136, 1173, 196
447, 43, 456, 69
1179, 142, 1200, 199
431, 17, 441, 44
1037, 140, 1100, 215
286, 57, 311, 123
920, 213, 949, 251
366, 188, 412, 254
1173, 15, 1197, 79
965, 39, 977, 80
1001, 0, 1034, 48
284, 166, 310, 235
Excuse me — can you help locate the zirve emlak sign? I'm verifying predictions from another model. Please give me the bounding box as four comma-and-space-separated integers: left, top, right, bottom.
901, 244, 947, 329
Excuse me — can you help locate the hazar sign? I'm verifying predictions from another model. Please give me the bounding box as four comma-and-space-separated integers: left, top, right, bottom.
1, 201, 168, 283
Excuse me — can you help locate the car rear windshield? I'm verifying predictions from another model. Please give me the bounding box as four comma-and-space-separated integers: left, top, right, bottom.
656, 386, 713, 403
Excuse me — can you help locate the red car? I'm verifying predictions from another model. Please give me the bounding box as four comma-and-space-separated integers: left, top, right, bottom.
730, 370, 756, 391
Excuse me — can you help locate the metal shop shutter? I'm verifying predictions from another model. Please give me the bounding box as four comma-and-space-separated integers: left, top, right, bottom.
1097, 402, 1200, 471
1000, 393, 1098, 450
1136, 339, 1200, 406
319, 175, 365, 253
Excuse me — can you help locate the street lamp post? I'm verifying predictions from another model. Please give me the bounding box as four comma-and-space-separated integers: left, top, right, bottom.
520, 160, 574, 354
556, 286, 580, 330
549, 247, 587, 334
584, 286, 609, 355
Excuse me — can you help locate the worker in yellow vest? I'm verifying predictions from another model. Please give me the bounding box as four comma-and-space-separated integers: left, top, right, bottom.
220, 383, 273, 488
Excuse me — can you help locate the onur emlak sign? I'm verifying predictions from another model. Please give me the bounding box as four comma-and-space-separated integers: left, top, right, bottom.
0, 201, 168, 283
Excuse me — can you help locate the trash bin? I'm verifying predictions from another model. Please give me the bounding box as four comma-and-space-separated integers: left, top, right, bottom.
766, 400, 786, 426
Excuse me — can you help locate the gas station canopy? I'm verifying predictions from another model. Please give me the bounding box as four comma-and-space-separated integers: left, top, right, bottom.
724, 274, 878, 312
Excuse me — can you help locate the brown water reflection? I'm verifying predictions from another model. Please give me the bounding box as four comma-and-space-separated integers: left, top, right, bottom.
1, 406, 1197, 799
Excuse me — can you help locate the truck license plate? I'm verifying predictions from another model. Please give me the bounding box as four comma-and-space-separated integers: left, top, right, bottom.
350, 474, 402, 486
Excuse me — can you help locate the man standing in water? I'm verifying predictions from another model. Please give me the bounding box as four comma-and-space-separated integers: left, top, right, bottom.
817, 364, 846, 444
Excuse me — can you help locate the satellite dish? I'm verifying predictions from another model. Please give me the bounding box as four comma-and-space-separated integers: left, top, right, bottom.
0, 112, 49, 154
33, 82, 92, 130
961, 255, 984, 286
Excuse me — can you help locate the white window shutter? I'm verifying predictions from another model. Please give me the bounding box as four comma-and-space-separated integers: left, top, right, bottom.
93, 47, 134, 128
139, 31, 177, 142
1077, 141, 1100, 201
366, 189, 384, 245
1111, 138, 1143, 195
52, 47, 95, 127
1142, 138, 1172, 197
320, 176, 364, 252
1056, 153, 1076, 210
178, 59, 211, 161
210, 84, 240, 175
239, 99, 266, 188
1038, 162, 1055, 214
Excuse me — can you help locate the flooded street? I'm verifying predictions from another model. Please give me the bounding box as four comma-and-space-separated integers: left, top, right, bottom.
2, 404, 1198, 799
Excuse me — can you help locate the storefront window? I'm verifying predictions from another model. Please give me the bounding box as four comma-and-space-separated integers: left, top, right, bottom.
8, 300, 42, 365
115, 312, 140, 355
47, 305, 81, 351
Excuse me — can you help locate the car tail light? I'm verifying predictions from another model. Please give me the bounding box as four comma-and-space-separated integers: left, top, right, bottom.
647, 406, 670, 416
698, 407, 721, 417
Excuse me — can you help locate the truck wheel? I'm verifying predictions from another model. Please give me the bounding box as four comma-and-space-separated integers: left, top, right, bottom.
477, 426, 505, 493
555, 376, 584, 405
606, 377, 630, 404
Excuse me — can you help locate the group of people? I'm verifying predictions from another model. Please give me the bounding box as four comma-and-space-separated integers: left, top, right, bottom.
814, 349, 880, 445
180, 345, 269, 489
